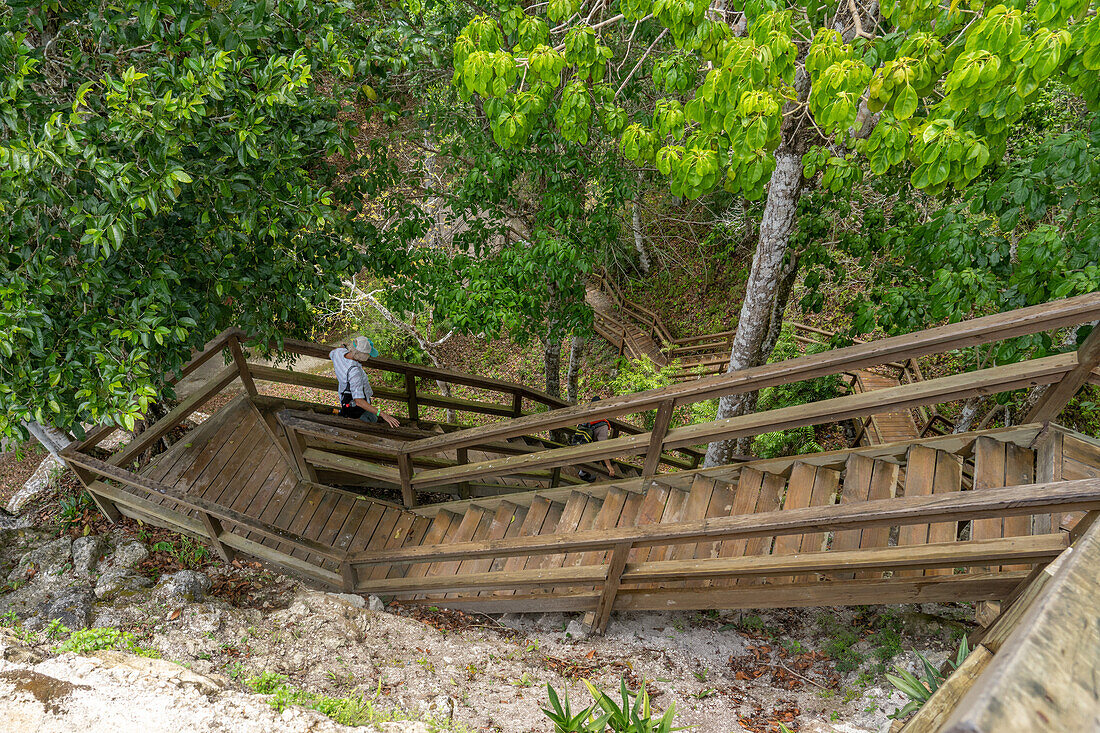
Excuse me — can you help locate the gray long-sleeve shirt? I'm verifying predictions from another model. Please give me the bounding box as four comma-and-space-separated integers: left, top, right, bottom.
329, 347, 373, 402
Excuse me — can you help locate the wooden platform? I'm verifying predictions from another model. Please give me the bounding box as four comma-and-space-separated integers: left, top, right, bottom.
66, 389, 1100, 630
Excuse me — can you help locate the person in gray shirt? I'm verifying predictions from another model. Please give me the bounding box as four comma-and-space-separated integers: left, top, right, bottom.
329, 336, 400, 428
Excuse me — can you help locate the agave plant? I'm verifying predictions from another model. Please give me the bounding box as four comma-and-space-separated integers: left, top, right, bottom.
542, 678, 689, 733
886, 637, 970, 719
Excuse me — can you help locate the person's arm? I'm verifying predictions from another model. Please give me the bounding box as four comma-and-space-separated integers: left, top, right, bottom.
604, 458, 616, 477
354, 398, 401, 428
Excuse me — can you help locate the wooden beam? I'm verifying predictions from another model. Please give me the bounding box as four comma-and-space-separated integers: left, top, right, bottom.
398, 452, 415, 508
402, 292, 1100, 457
642, 400, 675, 477
200, 512, 236, 563
347, 477, 1100, 567
283, 422, 319, 482
1024, 324, 1100, 423
228, 336, 257, 397
108, 364, 240, 469
594, 542, 633, 633
942, 519, 1100, 731
302, 448, 401, 484
171, 327, 239, 383
405, 373, 419, 422
86, 479, 341, 587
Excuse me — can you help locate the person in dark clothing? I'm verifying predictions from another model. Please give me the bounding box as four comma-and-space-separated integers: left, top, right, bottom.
573, 397, 616, 481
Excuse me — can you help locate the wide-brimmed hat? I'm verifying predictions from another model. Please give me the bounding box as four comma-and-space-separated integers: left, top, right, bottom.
352, 336, 380, 358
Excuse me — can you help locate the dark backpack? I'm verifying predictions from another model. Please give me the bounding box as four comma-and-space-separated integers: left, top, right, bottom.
571, 423, 597, 445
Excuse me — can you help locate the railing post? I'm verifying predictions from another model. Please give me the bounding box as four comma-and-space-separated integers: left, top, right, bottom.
550, 466, 561, 488
511, 392, 523, 418
228, 335, 258, 397
283, 423, 319, 482
457, 447, 471, 499
340, 560, 357, 592
642, 399, 676, 477
405, 373, 420, 422
398, 452, 416, 508
590, 541, 632, 633
199, 511, 236, 563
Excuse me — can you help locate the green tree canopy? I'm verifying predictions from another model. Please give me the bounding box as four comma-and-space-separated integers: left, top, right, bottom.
0, 0, 387, 438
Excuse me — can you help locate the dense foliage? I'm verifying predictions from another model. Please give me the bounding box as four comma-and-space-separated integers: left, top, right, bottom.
0, 0, 383, 437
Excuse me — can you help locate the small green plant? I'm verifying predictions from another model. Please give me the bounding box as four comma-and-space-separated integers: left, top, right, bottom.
151, 535, 210, 569
55, 626, 160, 657
541, 679, 687, 733
512, 672, 536, 688
886, 638, 970, 720
1, 610, 19, 627
57, 491, 93, 532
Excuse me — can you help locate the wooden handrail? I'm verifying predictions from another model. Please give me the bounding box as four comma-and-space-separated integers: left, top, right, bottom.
401, 292, 1100, 458
345, 476, 1100, 567
403, 354, 1075, 488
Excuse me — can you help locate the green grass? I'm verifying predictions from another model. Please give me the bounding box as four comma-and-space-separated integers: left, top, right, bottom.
245, 671, 468, 731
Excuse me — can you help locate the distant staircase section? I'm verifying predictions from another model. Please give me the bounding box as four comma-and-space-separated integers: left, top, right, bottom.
586, 270, 670, 366
57, 292, 1100, 632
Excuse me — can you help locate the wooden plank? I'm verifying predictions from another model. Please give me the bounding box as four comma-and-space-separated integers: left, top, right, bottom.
771, 463, 817, 578
1002, 443, 1036, 571
110, 364, 241, 469
941, 521, 1100, 732
560, 495, 605, 572
925, 450, 964, 576
855, 460, 900, 579
578, 488, 629, 568
424, 572, 1028, 615
354, 537, 1062, 596
199, 420, 268, 506
343, 476, 1100, 569
972, 437, 1008, 554
404, 293, 1100, 457
404, 512, 458, 579
535, 492, 591, 575
200, 513, 236, 563
691, 478, 737, 567
229, 336, 257, 397
65, 452, 345, 562
717, 469, 766, 565
668, 476, 717, 563
425, 507, 487, 581
794, 466, 840, 583
368, 512, 418, 581
408, 355, 1075, 489
500, 497, 555, 575
831, 454, 877, 579
302, 448, 401, 484
638, 488, 689, 569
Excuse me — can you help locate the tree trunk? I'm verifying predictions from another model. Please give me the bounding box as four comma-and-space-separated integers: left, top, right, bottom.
566, 334, 585, 403
544, 334, 563, 398
632, 174, 651, 275
703, 150, 804, 467
953, 397, 981, 434
22, 421, 74, 459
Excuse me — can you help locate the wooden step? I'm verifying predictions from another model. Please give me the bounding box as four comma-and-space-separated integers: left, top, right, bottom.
425, 506, 487, 579
895, 446, 962, 577
973, 437, 1037, 572
772, 463, 840, 584
668, 475, 718, 563
405, 511, 460, 579
720, 468, 785, 587
832, 455, 899, 580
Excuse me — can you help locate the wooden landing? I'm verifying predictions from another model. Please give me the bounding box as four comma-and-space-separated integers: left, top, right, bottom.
136, 396, 424, 578
850, 370, 921, 444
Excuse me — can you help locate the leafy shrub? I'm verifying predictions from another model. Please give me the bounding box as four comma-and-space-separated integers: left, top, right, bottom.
752, 426, 823, 459
608, 358, 678, 429
151, 536, 210, 569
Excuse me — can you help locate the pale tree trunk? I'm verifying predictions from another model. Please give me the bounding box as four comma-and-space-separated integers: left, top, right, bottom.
566, 334, 585, 403
953, 397, 981, 434
23, 421, 74, 459
544, 334, 563, 399
703, 150, 804, 467
632, 174, 651, 275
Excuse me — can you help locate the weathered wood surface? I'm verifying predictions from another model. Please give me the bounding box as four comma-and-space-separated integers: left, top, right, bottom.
942, 519, 1100, 732
347, 477, 1100, 567
403, 292, 1100, 456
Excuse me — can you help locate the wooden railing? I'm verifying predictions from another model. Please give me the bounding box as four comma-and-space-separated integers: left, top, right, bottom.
341, 478, 1100, 629
591, 268, 676, 347
55, 305, 1100, 625
378, 293, 1100, 497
